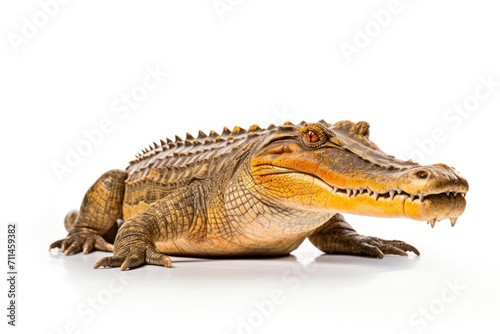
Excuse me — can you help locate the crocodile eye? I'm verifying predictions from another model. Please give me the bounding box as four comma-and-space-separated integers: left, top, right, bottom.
306, 130, 319, 143
301, 125, 328, 148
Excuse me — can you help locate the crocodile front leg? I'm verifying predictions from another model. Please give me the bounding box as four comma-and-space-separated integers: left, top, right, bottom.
93, 213, 172, 270
308, 214, 420, 258
94, 188, 196, 270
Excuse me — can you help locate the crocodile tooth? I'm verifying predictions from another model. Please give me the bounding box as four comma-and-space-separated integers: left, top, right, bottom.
367, 188, 373, 196
346, 189, 352, 197
446, 190, 450, 196
333, 187, 338, 193
409, 194, 415, 201
352, 189, 358, 197
372, 191, 379, 201
388, 190, 395, 200
428, 218, 437, 228
419, 194, 424, 202
450, 218, 458, 227
397, 189, 402, 195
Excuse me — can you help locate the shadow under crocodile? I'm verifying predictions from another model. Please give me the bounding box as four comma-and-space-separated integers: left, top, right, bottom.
49, 248, 420, 286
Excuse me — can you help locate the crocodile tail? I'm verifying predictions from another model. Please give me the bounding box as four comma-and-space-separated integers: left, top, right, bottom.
64, 210, 79, 232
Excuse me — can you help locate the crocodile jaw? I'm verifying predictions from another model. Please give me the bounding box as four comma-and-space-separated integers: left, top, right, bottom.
321, 182, 467, 223
252, 169, 467, 225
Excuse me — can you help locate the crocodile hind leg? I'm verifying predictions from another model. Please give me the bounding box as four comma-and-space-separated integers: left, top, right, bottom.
308, 214, 420, 258
63, 209, 119, 243
49, 169, 128, 255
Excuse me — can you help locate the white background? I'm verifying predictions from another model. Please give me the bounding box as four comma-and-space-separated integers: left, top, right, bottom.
1, 1, 499, 333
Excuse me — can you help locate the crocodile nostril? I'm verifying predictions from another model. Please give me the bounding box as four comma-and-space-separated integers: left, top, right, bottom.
415, 170, 429, 179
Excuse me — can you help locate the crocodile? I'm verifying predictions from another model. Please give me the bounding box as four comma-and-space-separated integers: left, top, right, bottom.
49, 120, 468, 270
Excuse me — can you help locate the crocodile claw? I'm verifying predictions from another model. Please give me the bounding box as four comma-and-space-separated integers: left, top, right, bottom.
361, 237, 420, 258
49, 233, 114, 255
321, 234, 420, 258
94, 246, 172, 271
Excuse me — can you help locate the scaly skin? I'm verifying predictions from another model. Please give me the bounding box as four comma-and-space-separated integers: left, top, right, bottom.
50, 120, 468, 270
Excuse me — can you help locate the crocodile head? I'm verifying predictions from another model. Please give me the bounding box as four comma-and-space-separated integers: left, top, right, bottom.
251, 120, 468, 227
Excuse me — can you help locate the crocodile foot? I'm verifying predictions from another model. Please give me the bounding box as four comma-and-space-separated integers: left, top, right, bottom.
94, 244, 172, 270
336, 234, 420, 258
308, 214, 420, 258
50, 232, 114, 255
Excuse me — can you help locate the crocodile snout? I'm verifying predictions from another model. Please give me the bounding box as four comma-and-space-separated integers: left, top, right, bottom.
398, 163, 468, 197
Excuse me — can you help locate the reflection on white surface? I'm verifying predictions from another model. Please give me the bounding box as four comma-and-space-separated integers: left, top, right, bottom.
12, 229, 494, 334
